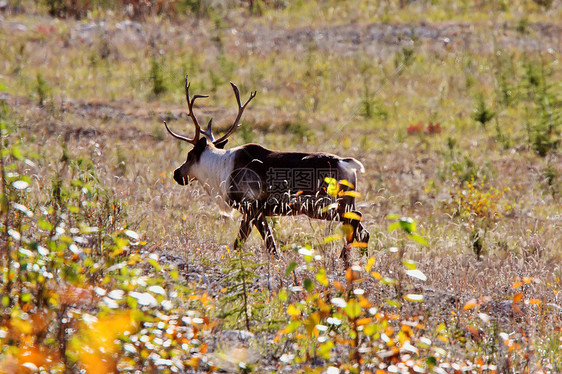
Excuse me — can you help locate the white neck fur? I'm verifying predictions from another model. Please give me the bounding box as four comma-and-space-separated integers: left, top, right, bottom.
190, 146, 236, 205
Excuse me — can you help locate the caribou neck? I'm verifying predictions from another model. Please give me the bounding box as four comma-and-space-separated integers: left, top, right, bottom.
192, 147, 236, 201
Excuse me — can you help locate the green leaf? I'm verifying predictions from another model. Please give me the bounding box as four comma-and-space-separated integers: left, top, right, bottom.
387, 221, 401, 232
278, 288, 288, 302
385, 299, 402, 308
21, 293, 32, 303
11, 147, 23, 160
285, 261, 297, 276
402, 260, 416, 270
426, 356, 437, 367
381, 277, 396, 285
148, 259, 162, 271
409, 233, 428, 246
323, 234, 342, 243
399, 217, 416, 234
285, 320, 302, 333
38, 218, 54, 231
303, 278, 314, 293
315, 267, 329, 287
2, 295, 10, 307
386, 213, 401, 220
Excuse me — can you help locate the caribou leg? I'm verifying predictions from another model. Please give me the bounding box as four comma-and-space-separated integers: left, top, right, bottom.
339, 210, 369, 268
233, 213, 253, 251
253, 213, 278, 257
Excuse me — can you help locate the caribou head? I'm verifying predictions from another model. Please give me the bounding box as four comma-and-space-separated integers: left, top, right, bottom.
163, 75, 255, 188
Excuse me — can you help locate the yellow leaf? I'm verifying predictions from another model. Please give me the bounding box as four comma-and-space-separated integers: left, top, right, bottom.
343, 212, 362, 221
339, 179, 355, 189
324, 234, 342, 243
343, 191, 361, 198
321, 203, 339, 214
365, 257, 375, 272
326, 178, 340, 196
437, 335, 449, 343
10, 318, 33, 334
522, 277, 533, 284
287, 304, 300, 317
315, 268, 329, 287
370, 271, 382, 280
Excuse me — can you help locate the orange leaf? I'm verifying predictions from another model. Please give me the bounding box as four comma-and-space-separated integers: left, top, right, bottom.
512, 281, 522, 289
200, 343, 208, 354
466, 326, 481, 339
357, 318, 371, 326
463, 299, 478, 310
17, 344, 48, 369
339, 179, 355, 189
201, 293, 209, 306
345, 268, 361, 283
513, 293, 524, 303
350, 242, 368, 248
332, 281, 345, 292
527, 299, 541, 305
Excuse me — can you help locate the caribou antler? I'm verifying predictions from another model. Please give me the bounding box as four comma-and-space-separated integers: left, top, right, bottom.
163, 75, 206, 145
210, 83, 257, 144
201, 119, 215, 142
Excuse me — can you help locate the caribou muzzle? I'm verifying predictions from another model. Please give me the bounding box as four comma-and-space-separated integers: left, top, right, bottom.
173, 169, 188, 186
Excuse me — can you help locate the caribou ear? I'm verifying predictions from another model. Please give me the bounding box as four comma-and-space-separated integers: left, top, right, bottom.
195, 137, 207, 148
214, 139, 228, 149
190, 137, 207, 162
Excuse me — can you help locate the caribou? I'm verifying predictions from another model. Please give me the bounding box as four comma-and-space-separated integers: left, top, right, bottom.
164, 76, 369, 266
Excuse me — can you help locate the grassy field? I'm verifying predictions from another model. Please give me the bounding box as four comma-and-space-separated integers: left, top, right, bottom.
0, 0, 561, 372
